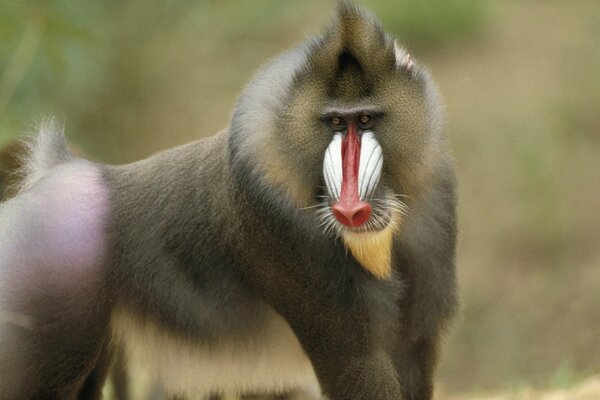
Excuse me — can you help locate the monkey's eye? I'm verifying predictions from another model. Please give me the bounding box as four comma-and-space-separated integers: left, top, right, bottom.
328, 116, 346, 130
358, 114, 376, 130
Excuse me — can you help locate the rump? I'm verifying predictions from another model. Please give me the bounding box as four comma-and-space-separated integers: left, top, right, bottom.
0, 154, 111, 398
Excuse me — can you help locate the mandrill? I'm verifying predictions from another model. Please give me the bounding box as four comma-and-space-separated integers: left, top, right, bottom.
0, 3, 457, 400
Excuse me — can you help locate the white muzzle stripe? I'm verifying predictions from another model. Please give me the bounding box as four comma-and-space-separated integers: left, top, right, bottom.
358, 131, 383, 200
323, 133, 343, 200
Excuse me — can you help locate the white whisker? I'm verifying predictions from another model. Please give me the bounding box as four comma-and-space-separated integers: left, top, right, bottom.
391, 193, 412, 200
299, 204, 322, 210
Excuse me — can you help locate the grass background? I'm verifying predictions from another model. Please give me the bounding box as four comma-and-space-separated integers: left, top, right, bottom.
1, 0, 599, 396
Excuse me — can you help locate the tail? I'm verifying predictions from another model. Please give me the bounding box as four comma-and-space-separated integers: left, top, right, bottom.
17, 117, 71, 193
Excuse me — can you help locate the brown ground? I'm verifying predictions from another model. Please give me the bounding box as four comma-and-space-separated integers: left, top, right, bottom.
441, 376, 600, 400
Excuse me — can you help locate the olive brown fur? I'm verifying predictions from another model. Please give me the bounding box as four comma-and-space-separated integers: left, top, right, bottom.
0, 3, 457, 400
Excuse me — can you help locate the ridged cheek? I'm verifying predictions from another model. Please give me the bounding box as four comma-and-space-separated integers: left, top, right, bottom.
322, 131, 383, 202
323, 133, 343, 200
357, 131, 383, 200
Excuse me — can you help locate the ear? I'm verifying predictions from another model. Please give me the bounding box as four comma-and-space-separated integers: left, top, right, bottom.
393, 40, 414, 72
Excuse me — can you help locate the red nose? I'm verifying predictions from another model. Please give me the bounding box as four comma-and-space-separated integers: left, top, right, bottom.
332, 201, 372, 227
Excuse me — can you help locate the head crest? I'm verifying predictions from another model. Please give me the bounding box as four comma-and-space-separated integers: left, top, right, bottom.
305, 2, 412, 98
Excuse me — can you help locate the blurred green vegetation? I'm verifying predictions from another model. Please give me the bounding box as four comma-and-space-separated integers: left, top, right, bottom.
362, 0, 488, 47
0, 0, 489, 156
1, 0, 599, 396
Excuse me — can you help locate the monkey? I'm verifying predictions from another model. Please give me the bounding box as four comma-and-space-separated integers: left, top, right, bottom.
0, 3, 457, 400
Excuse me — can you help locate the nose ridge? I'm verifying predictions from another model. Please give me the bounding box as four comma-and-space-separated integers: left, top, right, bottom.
332, 201, 372, 227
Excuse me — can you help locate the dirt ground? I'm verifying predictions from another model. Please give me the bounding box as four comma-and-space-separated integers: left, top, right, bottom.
441, 375, 600, 400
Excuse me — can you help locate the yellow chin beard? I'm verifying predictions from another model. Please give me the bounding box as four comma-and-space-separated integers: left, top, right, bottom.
341, 217, 400, 279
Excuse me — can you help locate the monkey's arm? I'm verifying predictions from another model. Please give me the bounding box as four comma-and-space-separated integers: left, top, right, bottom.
238, 255, 403, 400
224, 191, 403, 400
392, 173, 458, 400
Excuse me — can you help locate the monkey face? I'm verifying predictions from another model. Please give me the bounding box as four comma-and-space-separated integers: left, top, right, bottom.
275, 34, 442, 239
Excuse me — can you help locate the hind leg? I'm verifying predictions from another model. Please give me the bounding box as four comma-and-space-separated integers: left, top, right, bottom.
0, 262, 112, 400
0, 161, 112, 399
0, 284, 112, 399
77, 339, 113, 400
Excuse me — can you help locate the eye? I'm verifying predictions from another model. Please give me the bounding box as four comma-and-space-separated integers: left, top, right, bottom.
359, 115, 371, 125
329, 116, 345, 130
